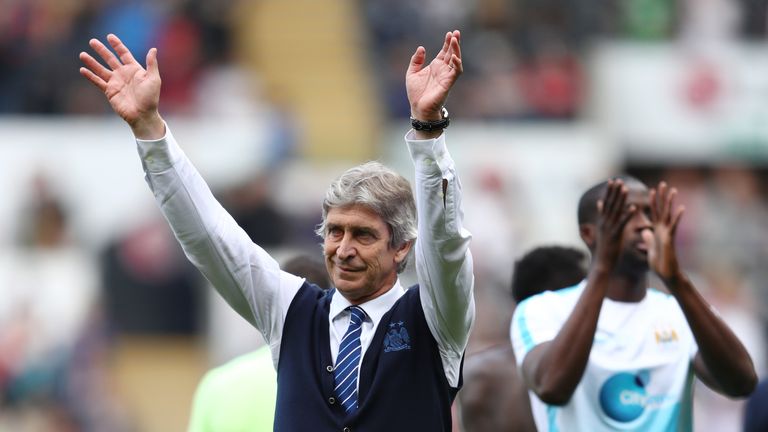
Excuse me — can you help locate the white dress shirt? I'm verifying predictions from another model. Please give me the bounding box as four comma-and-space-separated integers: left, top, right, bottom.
136, 126, 474, 387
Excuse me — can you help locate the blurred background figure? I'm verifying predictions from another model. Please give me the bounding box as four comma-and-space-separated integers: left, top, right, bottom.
3, 0, 768, 429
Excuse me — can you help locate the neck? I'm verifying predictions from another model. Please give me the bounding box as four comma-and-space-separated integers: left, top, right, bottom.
605, 270, 647, 302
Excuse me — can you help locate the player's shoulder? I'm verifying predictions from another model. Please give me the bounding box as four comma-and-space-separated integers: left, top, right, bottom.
518, 280, 585, 310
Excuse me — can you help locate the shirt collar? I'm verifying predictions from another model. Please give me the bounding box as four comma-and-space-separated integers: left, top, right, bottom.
330, 279, 407, 323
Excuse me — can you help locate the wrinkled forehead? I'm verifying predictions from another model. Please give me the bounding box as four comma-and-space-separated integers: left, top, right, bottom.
326, 204, 388, 229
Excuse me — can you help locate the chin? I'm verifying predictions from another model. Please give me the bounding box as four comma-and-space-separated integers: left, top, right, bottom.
618, 254, 649, 274
334, 280, 361, 294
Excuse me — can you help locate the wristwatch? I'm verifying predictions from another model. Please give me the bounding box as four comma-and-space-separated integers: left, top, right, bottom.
411, 107, 450, 132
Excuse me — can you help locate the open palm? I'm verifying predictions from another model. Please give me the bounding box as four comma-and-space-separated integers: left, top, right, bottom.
79, 34, 160, 128
406, 31, 463, 119
104, 62, 159, 124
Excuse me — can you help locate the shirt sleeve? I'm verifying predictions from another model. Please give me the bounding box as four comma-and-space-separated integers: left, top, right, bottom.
406, 130, 475, 387
510, 293, 561, 367
136, 125, 303, 356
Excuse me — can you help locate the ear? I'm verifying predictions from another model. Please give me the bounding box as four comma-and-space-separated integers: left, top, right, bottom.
394, 240, 413, 264
579, 223, 596, 250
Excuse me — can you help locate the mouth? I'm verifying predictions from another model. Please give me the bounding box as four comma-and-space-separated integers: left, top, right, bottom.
634, 241, 648, 255
336, 264, 363, 274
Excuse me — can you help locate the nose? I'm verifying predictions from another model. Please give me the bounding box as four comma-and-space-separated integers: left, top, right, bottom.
336, 234, 357, 260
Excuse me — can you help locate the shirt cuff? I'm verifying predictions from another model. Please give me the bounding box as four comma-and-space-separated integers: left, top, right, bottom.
135, 122, 184, 173
405, 130, 453, 174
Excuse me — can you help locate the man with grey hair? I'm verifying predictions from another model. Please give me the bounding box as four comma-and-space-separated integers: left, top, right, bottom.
79, 30, 474, 431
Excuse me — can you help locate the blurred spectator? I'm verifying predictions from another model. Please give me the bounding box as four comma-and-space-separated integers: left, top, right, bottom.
695, 166, 768, 333
697, 166, 768, 274
155, 11, 204, 114
99, 214, 203, 335
692, 266, 766, 432
0, 175, 127, 431
217, 173, 289, 248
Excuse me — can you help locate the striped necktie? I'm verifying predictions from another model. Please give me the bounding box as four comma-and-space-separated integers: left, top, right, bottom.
334, 305, 366, 413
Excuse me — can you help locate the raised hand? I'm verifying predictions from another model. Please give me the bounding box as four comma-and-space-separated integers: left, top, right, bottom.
406, 30, 463, 121
594, 179, 636, 271
642, 182, 685, 282
79, 34, 164, 139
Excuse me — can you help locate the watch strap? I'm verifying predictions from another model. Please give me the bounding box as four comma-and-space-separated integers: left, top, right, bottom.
411, 107, 450, 131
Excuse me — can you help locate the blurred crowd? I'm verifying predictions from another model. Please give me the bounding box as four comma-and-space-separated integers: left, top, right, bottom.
3, 0, 767, 119
0, 0, 236, 116
3, 0, 768, 431
361, 0, 768, 120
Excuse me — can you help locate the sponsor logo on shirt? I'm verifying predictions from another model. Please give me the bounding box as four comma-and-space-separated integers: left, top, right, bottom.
599, 371, 674, 422
654, 328, 679, 344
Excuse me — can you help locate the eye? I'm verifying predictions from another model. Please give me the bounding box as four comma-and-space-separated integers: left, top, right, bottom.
327, 226, 343, 239
355, 230, 376, 244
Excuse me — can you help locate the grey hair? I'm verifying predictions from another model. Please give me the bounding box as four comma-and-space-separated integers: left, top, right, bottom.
315, 161, 417, 273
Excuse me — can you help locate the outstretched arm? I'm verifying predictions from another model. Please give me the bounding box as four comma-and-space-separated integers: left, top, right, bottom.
519, 180, 635, 405
78, 36, 303, 352
644, 182, 757, 397
79, 34, 165, 139
405, 31, 473, 388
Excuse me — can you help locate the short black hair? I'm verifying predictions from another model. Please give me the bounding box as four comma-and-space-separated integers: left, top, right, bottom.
282, 254, 331, 290
511, 246, 588, 303
577, 175, 644, 226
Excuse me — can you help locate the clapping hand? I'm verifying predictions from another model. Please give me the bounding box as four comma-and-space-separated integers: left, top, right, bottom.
643, 182, 685, 283
406, 30, 463, 122
594, 179, 636, 271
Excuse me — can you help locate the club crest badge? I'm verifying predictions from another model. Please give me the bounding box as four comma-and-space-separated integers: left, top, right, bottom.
384, 321, 411, 352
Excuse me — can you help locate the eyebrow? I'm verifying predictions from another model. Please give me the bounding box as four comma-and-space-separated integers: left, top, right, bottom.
354, 227, 378, 236
326, 222, 380, 235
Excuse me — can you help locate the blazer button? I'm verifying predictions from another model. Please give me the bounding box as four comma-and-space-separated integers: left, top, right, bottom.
328, 396, 336, 405
326, 365, 334, 372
